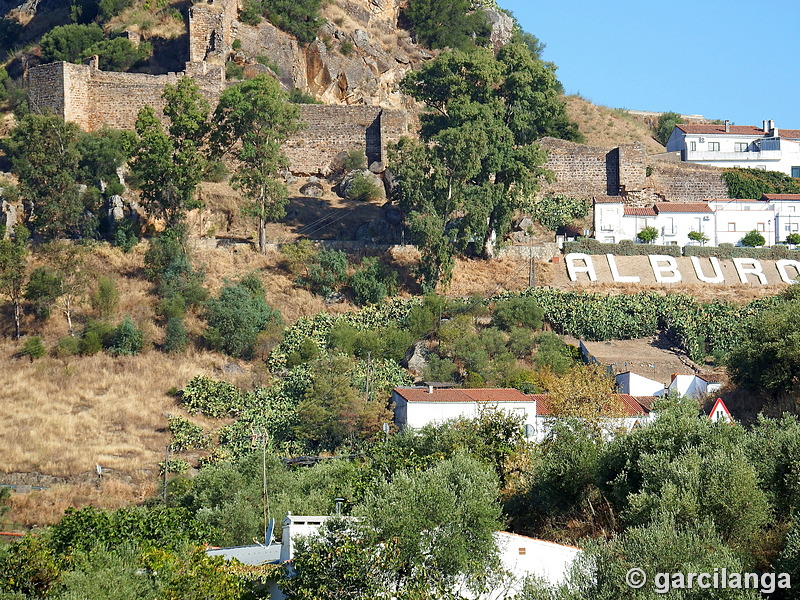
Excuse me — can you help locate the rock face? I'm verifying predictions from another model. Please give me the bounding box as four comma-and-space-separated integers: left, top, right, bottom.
339, 169, 386, 200
299, 181, 324, 197
401, 341, 430, 378
484, 7, 515, 51
236, 0, 428, 108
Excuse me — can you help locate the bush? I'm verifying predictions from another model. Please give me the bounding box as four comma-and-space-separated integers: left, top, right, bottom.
741, 229, 766, 247
492, 296, 543, 330
90, 276, 119, 320
39, 23, 104, 63
180, 375, 244, 417
202, 160, 228, 183
636, 225, 659, 244
787, 233, 800, 245
302, 249, 349, 297
402, 0, 490, 50
345, 172, 383, 202
723, 167, 800, 199
563, 238, 682, 257
260, 0, 324, 45
239, 0, 263, 25
340, 40, 354, 56
25, 267, 62, 320
112, 218, 138, 252
79, 320, 114, 355
281, 239, 318, 276
288, 88, 320, 104
343, 148, 366, 171
83, 36, 150, 71
108, 316, 143, 356
164, 317, 188, 353
205, 275, 282, 359
532, 194, 589, 231
225, 61, 244, 80
56, 335, 80, 357
20, 336, 45, 361
167, 415, 210, 452
655, 111, 681, 145
349, 257, 398, 305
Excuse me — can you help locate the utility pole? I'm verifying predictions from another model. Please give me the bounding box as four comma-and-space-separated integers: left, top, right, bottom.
528, 245, 535, 287
251, 427, 270, 544
163, 445, 169, 503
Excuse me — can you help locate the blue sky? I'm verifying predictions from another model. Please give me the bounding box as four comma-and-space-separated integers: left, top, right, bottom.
500, 0, 800, 128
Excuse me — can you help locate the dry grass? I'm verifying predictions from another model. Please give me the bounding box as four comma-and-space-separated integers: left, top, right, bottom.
566, 95, 666, 154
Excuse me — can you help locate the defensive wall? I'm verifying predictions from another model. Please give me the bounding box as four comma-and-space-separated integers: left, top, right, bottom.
539, 137, 730, 203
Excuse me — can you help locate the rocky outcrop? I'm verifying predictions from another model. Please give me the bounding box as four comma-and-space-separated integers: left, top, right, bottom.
236, 0, 428, 108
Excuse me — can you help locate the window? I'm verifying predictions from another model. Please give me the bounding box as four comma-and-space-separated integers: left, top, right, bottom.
792, 166, 800, 178
793, 224, 799, 232
744, 206, 751, 210
519, 547, 527, 555
728, 223, 736, 232
690, 141, 697, 151
708, 142, 720, 151
757, 223, 765, 231
786, 225, 791, 232
734, 142, 748, 152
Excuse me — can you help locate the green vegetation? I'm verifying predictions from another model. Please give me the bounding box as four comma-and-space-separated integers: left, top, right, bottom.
241, 0, 324, 44
391, 40, 580, 289
724, 166, 800, 199
787, 232, 800, 245
0, 224, 29, 339
402, 0, 491, 51
531, 194, 589, 231
212, 74, 302, 253
636, 225, 659, 243
741, 229, 766, 247
20, 336, 45, 360
687, 229, 709, 245
344, 171, 383, 201
654, 110, 681, 145
349, 257, 398, 305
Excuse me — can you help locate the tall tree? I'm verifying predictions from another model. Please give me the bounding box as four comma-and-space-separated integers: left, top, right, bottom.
40, 241, 89, 336
0, 224, 29, 339
212, 75, 301, 253
131, 77, 209, 227
391, 43, 575, 289
4, 114, 83, 239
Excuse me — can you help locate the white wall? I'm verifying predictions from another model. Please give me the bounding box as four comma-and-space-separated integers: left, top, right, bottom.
708, 200, 776, 246
493, 532, 583, 596
616, 372, 665, 396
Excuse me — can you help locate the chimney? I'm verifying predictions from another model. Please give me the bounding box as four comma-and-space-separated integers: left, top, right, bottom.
428, 385, 434, 394
724, 119, 730, 133
769, 120, 776, 135
763, 120, 769, 134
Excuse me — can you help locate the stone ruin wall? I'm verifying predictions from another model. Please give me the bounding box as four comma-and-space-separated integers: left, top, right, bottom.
539, 137, 730, 203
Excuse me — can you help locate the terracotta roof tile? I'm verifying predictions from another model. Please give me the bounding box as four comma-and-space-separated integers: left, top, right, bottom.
655, 202, 712, 213
676, 124, 800, 139
393, 387, 532, 404
527, 394, 551, 415
762, 194, 800, 201
624, 207, 657, 216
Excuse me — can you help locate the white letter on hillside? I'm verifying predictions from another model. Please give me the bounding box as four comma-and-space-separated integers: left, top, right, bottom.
776, 260, 800, 284
733, 258, 767, 284
565, 253, 597, 282
648, 255, 681, 283
606, 254, 640, 283
690, 256, 725, 283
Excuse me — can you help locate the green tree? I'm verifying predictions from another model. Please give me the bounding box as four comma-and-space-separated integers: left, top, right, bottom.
492, 296, 544, 330
0, 224, 29, 339
4, 114, 84, 238
655, 111, 682, 146
90, 276, 119, 320
349, 257, 398, 306
531, 194, 589, 231
83, 36, 150, 71
204, 274, 282, 359
77, 127, 136, 188
20, 336, 46, 361
786, 232, 800, 245
301, 249, 349, 297
688, 230, 709, 245
741, 229, 765, 247
392, 42, 572, 288
212, 75, 301, 253
39, 242, 89, 336
25, 267, 63, 319
259, 0, 324, 45
637, 225, 659, 244
131, 78, 209, 227
39, 23, 104, 63
402, 0, 491, 51
726, 299, 800, 395
108, 316, 143, 356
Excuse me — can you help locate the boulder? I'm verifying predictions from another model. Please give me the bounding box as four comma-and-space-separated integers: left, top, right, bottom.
401, 342, 430, 378
384, 206, 402, 225
1, 200, 17, 238
107, 195, 125, 225
515, 216, 535, 232
299, 181, 324, 198
369, 161, 385, 173
339, 169, 385, 201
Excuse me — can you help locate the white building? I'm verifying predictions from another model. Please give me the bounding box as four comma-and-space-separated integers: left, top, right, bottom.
594, 199, 781, 247
616, 371, 666, 397
666, 120, 800, 176
668, 374, 722, 399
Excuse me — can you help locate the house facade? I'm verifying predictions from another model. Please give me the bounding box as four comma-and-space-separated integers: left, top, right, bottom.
666, 120, 800, 176
594, 198, 783, 246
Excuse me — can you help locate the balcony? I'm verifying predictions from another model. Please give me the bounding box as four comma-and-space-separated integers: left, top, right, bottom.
683, 149, 782, 162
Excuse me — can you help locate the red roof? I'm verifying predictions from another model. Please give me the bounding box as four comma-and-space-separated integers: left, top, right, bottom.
624, 207, 657, 216
528, 394, 551, 415
655, 202, 712, 213
676, 124, 800, 138
526, 393, 655, 418
393, 387, 532, 404
762, 194, 800, 201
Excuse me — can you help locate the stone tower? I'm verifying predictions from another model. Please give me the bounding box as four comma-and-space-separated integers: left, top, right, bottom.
187, 0, 239, 66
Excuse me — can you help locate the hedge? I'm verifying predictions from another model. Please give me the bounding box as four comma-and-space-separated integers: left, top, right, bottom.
564, 238, 682, 257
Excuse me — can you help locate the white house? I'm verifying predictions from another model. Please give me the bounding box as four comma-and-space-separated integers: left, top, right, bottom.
391, 386, 538, 434
762, 194, 800, 242
666, 120, 800, 176
668, 373, 722, 399
208, 514, 583, 599
616, 371, 666, 397
594, 199, 780, 247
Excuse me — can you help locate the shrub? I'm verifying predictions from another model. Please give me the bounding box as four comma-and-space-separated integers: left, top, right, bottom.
167, 415, 210, 452
25, 267, 63, 320
255, 56, 281, 74
492, 297, 544, 330
741, 229, 766, 247
164, 317, 188, 353
343, 148, 367, 171
56, 335, 80, 357
202, 160, 229, 183
205, 275, 282, 359
262, 0, 324, 45
345, 172, 383, 202
402, 0, 490, 50
20, 336, 45, 361
112, 218, 138, 252
225, 61, 244, 80
83, 36, 150, 71
723, 167, 800, 199
39, 23, 104, 63
303, 249, 349, 297
108, 316, 143, 356
563, 238, 682, 257
288, 88, 320, 104
239, 0, 263, 25
687, 230, 708, 245
280, 239, 318, 276
636, 225, 659, 244
349, 257, 398, 305
90, 276, 119, 320
655, 111, 681, 145
79, 320, 114, 355
232, 39, 242, 51
340, 40, 354, 56
787, 233, 800, 245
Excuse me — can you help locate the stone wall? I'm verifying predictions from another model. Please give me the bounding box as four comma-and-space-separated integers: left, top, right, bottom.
285, 105, 412, 174
188, 0, 239, 65
539, 137, 729, 203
